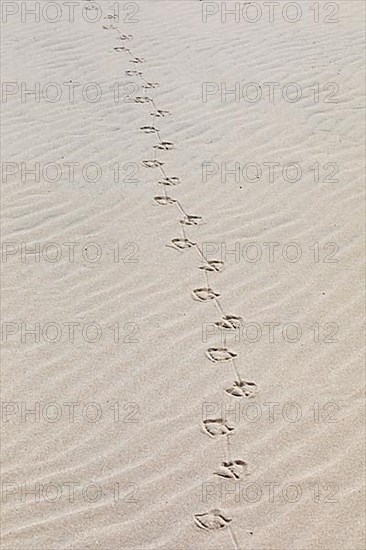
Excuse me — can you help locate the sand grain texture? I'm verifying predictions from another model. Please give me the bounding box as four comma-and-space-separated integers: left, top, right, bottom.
1, 1, 365, 549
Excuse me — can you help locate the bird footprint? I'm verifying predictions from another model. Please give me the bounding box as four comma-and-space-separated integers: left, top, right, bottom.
154, 141, 174, 151
153, 109, 171, 118
206, 347, 237, 363
143, 82, 159, 89
153, 196, 176, 206
192, 288, 220, 302
200, 260, 224, 272
134, 96, 152, 104
159, 177, 180, 186
180, 215, 203, 226
215, 460, 249, 480
126, 70, 142, 76
142, 160, 164, 168
140, 126, 159, 134
226, 380, 258, 398
215, 315, 242, 330
168, 238, 196, 251
203, 419, 234, 437
194, 509, 232, 531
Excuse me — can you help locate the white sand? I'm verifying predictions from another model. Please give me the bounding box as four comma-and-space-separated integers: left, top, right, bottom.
1, 1, 365, 549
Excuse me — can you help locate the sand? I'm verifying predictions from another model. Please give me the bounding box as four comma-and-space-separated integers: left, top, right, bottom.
1, 1, 365, 549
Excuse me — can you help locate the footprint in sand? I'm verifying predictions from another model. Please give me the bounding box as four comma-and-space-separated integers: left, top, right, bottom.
153, 109, 171, 118
225, 380, 258, 398
206, 347, 237, 363
114, 46, 130, 52
159, 176, 180, 186
142, 82, 160, 89
142, 160, 164, 168
194, 509, 232, 531
130, 57, 145, 64
215, 315, 242, 330
153, 196, 176, 206
125, 70, 142, 77
168, 238, 196, 251
153, 141, 174, 151
180, 215, 204, 226
192, 288, 220, 302
203, 419, 234, 437
199, 260, 224, 272
134, 96, 153, 104
215, 460, 249, 480
140, 125, 159, 134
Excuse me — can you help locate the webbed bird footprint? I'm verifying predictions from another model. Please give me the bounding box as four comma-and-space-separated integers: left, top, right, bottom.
215, 315, 242, 330
153, 196, 176, 206
154, 141, 174, 151
143, 82, 159, 89
215, 460, 249, 480
168, 238, 196, 251
203, 419, 234, 437
130, 57, 145, 64
142, 160, 164, 168
118, 34, 133, 41
140, 126, 159, 134
194, 509, 232, 531
200, 260, 224, 272
180, 215, 203, 226
206, 347, 237, 363
134, 96, 152, 104
114, 46, 130, 52
226, 380, 258, 398
153, 109, 171, 118
126, 70, 142, 77
192, 288, 220, 302
159, 177, 180, 186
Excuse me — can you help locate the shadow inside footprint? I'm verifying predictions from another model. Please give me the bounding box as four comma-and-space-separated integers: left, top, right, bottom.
203, 419, 234, 437
153, 141, 174, 151
153, 109, 171, 118
215, 460, 249, 480
142, 160, 164, 168
180, 215, 204, 226
159, 177, 180, 186
226, 380, 258, 398
192, 288, 220, 302
126, 70, 142, 77
140, 126, 159, 134
199, 260, 224, 272
194, 509, 232, 531
168, 238, 196, 251
153, 196, 176, 205
206, 347, 237, 363
143, 82, 160, 89
215, 315, 242, 330
134, 96, 152, 104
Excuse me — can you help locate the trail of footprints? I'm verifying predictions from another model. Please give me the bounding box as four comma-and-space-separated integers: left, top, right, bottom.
102, 6, 258, 548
